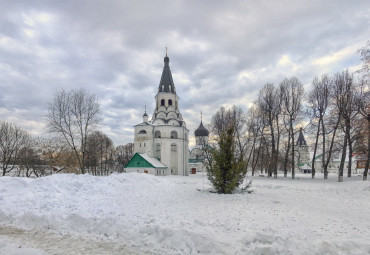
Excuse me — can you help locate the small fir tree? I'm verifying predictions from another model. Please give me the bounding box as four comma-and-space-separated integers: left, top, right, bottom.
206, 122, 247, 194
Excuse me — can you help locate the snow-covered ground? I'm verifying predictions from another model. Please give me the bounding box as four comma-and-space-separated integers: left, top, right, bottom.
0, 172, 369, 255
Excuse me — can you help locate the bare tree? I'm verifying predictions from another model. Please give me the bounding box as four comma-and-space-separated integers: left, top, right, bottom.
257, 83, 280, 178
358, 40, 370, 81
47, 89, 100, 174
39, 137, 77, 174
18, 143, 38, 177
116, 143, 134, 172
357, 41, 370, 181
0, 121, 30, 176
356, 78, 370, 180
308, 74, 330, 178
280, 77, 304, 179
18, 140, 48, 178
86, 131, 114, 175
246, 106, 265, 176
331, 71, 359, 181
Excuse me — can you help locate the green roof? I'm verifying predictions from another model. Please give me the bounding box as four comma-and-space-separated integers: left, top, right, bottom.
125, 153, 167, 168
189, 158, 204, 163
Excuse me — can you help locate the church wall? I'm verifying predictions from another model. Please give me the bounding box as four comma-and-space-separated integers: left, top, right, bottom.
134, 125, 153, 155
133, 124, 189, 176
155, 93, 179, 109
125, 167, 168, 175
153, 125, 189, 176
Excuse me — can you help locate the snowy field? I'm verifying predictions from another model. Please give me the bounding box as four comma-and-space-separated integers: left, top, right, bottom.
0, 172, 369, 255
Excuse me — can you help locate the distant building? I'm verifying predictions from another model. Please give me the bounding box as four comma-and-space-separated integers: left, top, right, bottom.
189, 116, 210, 174
125, 53, 189, 176
295, 128, 366, 174
295, 128, 311, 173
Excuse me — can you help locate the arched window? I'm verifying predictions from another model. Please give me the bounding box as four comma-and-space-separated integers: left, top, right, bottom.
155, 130, 161, 138
168, 99, 173, 106
171, 131, 178, 139
161, 99, 165, 106
138, 130, 146, 134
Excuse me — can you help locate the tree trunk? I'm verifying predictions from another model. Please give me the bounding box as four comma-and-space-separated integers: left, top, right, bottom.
268, 114, 277, 179
247, 138, 256, 176
283, 132, 291, 178
252, 143, 261, 176
321, 118, 327, 179
338, 133, 347, 182
364, 113, 370, 181
311, 119, 321, 179
324, 115, 341, 179
347, 127, 353, 178
290, 120, 295, 179
275, 116, 281, 179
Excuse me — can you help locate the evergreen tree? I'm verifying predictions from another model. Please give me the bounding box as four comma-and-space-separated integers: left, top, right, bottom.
206, 107, 247, 194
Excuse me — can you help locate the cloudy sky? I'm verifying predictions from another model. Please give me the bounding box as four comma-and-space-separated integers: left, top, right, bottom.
0, 0, 369, 146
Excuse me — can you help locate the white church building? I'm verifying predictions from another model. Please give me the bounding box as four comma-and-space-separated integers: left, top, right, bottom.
125, 53, 189, 176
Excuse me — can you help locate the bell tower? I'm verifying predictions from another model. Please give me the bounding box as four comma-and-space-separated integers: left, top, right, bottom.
152, 51, 184, 126
133, 50, 189, 176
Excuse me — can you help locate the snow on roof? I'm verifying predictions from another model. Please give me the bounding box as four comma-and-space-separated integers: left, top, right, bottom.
139, 153, 167, 168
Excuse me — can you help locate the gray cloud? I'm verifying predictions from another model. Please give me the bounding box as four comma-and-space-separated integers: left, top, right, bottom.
0, 0, 369, 145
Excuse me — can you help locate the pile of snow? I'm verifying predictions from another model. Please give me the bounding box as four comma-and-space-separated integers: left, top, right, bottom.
0, 235, 45, 255
0, 173, 370, 254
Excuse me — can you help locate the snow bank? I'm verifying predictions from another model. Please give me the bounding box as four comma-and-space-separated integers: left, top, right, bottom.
0, 173, 370, 254
0, 235, 45, 255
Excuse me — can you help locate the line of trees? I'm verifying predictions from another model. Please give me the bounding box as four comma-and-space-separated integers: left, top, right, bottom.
205, 41, 369, 188
205, 70, 367, 193
0, 119, 134, 177
0, 88, 134, 177
245, 71, 368, 182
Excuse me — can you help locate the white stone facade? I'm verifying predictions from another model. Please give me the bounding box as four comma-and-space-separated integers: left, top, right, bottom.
134, 124, 189, 175
133, 54, 189, 176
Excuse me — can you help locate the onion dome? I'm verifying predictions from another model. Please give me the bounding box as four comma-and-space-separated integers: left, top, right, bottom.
195, 121, 209, 137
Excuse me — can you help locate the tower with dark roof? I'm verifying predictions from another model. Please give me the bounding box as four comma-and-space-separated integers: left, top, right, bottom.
296, 128, 310, 172
132, 52, 189, 176
151, 52, 184, 125
189, 114, 210, 173
194, 113, 209, 145
297, 127, 307, 146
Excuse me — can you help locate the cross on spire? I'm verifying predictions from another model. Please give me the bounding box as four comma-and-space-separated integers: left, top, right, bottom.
165, 46, 168, 57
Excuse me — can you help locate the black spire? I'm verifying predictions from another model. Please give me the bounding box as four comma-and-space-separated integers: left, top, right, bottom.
297, 128, 307, 146
143, 105, 148, 117
158, 49, 176, 94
